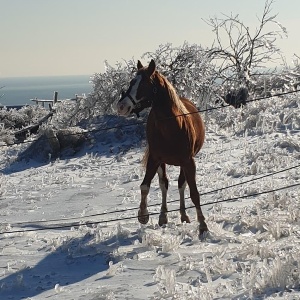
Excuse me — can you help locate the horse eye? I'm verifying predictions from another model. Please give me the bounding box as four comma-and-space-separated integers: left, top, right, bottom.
121, 90, 125, 97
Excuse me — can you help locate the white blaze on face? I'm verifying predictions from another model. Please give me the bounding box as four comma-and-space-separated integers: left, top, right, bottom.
117, 75, 142, 116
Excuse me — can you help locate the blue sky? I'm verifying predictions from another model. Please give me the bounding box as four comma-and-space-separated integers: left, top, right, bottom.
1, 0, 300, 77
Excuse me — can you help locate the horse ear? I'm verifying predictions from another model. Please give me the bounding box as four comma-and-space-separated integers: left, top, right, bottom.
137, 60, 143, 70
148, 59, 156, 76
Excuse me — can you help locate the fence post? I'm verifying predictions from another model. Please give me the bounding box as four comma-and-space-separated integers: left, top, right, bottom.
53, 91, 58, 104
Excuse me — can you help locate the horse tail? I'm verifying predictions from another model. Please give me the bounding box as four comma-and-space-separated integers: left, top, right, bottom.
142, 146, 149, 169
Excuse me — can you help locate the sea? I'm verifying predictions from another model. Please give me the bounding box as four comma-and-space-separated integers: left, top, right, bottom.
0, 75, 93, 107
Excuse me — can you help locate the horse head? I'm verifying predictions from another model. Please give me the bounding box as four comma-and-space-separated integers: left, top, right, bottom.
117, 60, 157, 117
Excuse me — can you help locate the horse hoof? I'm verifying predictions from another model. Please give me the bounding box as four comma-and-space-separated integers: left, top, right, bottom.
138, 209, 149, 224
181, 214, 191, 223
199, 224, 209, 240
158, 213, 168, 226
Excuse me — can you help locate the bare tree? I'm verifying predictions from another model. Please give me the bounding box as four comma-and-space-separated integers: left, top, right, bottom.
54, 0, 295, 125
61, 43, 217, 126
205, 0, 288, 92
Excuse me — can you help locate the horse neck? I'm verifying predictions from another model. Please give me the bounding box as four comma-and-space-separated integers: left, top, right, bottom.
150, 73, 197, 151
152, 73, 187, 118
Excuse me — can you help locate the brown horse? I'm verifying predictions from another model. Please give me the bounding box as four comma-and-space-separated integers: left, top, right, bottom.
117, 59, 208, 236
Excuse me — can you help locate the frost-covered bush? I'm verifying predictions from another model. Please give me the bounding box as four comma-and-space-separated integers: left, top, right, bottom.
142, 43, 218, 108
154, 265, 176, 298
0, 105, 49, 144
0, 105, 47, 129
208, 93, 300, 136
55, 42, 217, 127
18, 126, 87, 162
50, 1, 298, 127
54, 61, 136, 127
7, 1, 298, 133
251, 64, 300, 97
87, 43, 216, 118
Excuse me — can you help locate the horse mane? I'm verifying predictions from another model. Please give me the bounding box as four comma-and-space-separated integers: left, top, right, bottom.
154, 72, 190, 118
154, 72, 197, 154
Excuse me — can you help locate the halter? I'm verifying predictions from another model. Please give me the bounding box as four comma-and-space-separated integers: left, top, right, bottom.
121, 85, 158, 117
126, 93, 138, 106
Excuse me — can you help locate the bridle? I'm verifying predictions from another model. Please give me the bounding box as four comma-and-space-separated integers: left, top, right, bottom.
120, 85, 158, 117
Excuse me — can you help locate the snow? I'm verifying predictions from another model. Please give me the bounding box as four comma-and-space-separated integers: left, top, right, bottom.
0, 94, 300, 299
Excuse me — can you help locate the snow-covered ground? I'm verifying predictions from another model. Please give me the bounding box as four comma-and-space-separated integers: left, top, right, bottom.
0, 94, 300, 299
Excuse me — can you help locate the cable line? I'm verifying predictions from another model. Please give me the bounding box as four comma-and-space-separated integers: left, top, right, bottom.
1, 89, 299, 148
6, 164, 300, 227
1, 181, 299, 235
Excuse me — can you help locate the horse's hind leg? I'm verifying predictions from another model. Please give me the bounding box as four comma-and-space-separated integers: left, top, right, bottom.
157, 163, 168, 226
138, 155, 160, 225
178, 167, 191, 223
182, 158, 208, 236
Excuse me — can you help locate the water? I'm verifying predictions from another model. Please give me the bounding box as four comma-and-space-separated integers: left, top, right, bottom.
0, 75, 93, 106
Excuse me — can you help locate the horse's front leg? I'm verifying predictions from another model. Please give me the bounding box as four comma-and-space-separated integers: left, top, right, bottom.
138, 156, 160, 224
157, 163, 169, 226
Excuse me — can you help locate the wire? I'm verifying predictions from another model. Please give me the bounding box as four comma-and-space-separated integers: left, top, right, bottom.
0, 90, 299, 233
167, 163, 300, 205
1, 179, 299, 235
7, 163, 300, 227
160, 89, 300, 121
1, 89, 299, 149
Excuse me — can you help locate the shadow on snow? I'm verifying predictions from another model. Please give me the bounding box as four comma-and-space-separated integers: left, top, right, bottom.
1, 114, 146, 175
0, 228, 138, 299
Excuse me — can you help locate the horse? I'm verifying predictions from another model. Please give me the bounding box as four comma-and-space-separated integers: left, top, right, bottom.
117, 59, 208, 236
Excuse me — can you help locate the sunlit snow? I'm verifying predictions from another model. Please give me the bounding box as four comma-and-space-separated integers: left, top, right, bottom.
0, 94, 300, 299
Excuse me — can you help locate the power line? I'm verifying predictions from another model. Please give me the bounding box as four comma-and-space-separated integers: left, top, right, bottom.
1, 89, 299, 149
0, 90, 299, 234
167, 163, 300, 205
158, 89, 300, 120
1, 178, 299, 235
7, 163, 300, 227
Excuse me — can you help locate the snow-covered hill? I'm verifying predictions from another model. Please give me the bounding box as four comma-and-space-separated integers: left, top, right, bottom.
0, 94, 300, 299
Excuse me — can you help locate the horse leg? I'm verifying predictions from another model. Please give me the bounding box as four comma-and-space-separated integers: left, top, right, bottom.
178, 167, 191, 223
138, 156, 160, 224
157, 163, 169, 226
182, 158, 208, 236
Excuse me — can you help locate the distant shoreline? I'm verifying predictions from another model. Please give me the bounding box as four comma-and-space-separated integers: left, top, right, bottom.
0, 75, 93, 106
0, 74, 92, 79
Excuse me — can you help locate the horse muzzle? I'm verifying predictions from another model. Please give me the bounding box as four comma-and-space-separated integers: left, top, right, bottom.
117, 97, 133, 116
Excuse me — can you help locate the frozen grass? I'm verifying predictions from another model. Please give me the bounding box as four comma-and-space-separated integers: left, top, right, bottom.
0, 95, 299, 299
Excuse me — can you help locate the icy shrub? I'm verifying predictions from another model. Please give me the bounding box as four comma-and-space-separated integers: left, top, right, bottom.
56, 127, 87, 155
19, 127, 60, 162
140, 228, 183, 253
161, 234, 182, 252
0, 105, 49, 144
114, 222, 130, 240
106, 261, 124, 277
0, 105, 47, 129
0, 174, 7, 198
53, 42, 217, 127
241, 255, 299, 296
154, 265, 176, 298
17, 126, 87, 162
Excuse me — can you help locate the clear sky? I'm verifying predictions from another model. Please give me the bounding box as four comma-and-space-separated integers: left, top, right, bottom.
1, 0, 299, 77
